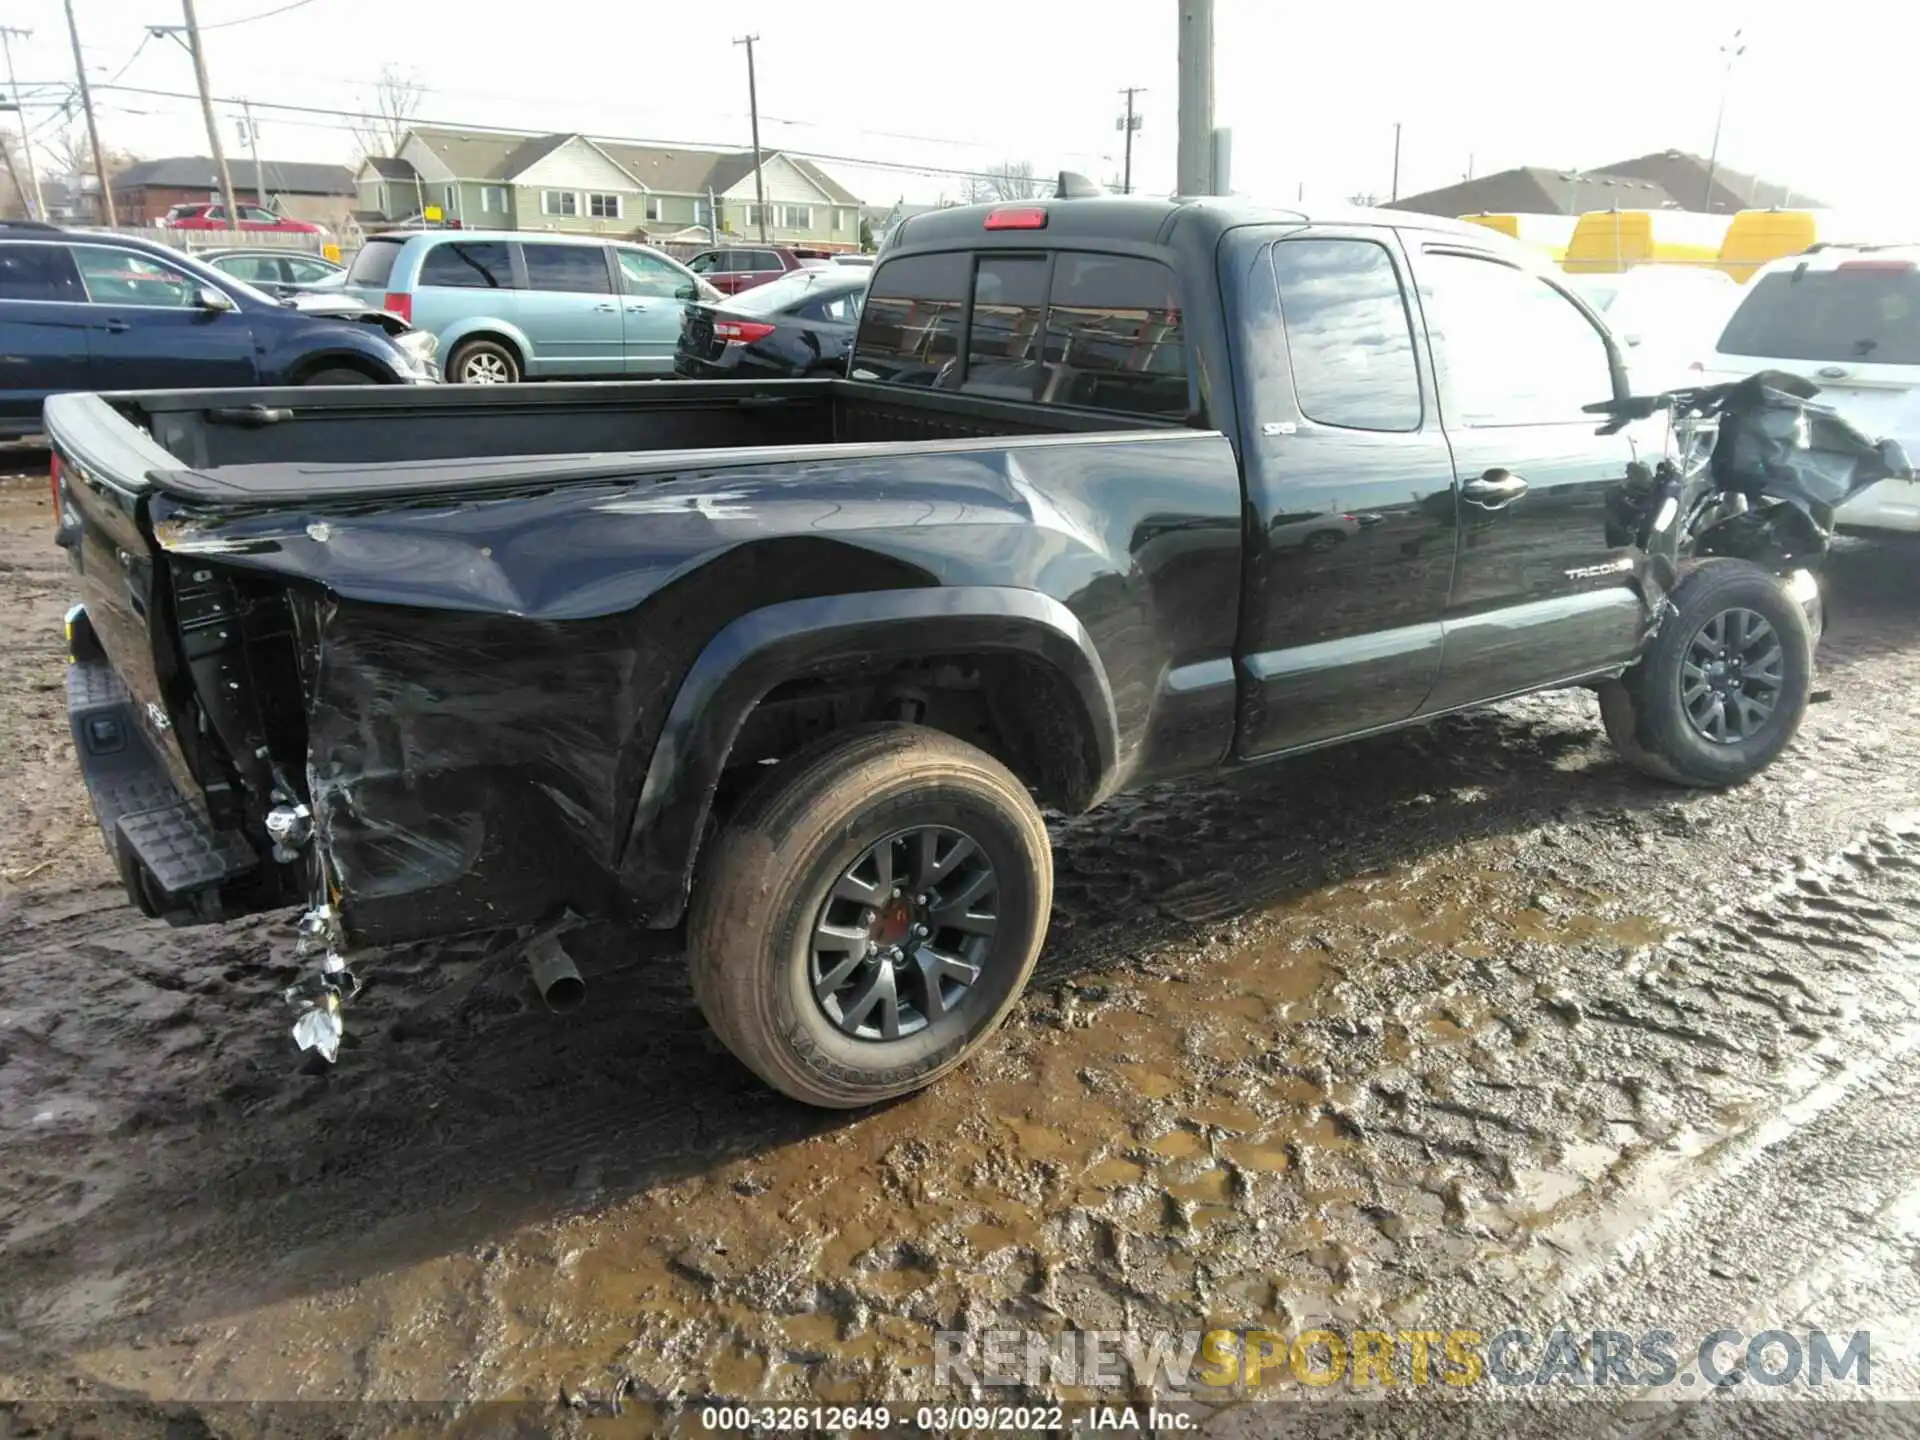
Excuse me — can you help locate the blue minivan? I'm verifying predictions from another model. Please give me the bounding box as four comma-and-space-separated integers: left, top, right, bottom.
344, 230, 717, 384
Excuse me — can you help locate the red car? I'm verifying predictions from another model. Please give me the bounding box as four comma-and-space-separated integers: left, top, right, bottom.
684, 244, 836, 296
157, 202, 324, 235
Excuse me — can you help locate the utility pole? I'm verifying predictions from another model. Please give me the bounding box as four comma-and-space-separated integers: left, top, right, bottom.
0, 28, 45, 220
1116, 86, 1145, 195
1175, 0, 1213, 196
240, 100, 266, 208
1390, 122, 1402, 203
733, 34, 766, 242
179, 0, 238, 230
62, 0, 115, 225
1703, 28, 1745, 213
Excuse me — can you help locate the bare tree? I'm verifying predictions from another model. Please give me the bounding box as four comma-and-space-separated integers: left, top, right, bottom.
45, 123, 137, 219
349, 63, 424, 161
962, 159, 1042, 204
1346, 190, 1383, 208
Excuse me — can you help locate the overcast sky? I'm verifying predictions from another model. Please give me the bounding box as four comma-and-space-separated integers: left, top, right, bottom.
4, 0, 1907, 214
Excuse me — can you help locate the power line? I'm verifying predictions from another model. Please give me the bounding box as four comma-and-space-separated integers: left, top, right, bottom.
33, 79, 1065, 186
197, 0, 320, 29
24, 44, 1116, 167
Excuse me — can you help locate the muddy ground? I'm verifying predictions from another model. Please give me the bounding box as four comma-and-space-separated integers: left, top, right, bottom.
3, 462, 1920, 1436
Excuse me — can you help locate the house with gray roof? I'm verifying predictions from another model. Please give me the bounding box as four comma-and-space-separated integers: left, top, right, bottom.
110, 156, 357, 226
1388, 149, 1822, 220
355, 127, 864, 249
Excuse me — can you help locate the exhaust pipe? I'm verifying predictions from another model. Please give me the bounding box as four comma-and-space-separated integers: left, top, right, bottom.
525, 934, 585, 1013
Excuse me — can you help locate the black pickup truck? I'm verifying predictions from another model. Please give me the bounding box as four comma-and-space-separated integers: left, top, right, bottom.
50, 196, 1884, 1108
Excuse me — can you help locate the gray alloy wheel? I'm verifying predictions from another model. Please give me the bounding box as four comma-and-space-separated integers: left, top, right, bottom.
809, 824, 999, 1042
459, 351, 512, 383
686, 723, 1052, 1108
1679, 606, 1784, 744
449, 339, 520, 385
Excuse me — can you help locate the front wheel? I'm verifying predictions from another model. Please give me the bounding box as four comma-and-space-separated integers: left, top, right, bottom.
687, 723, 1053, 1109
303, 366, 376, 385
1600, 560, 1813, 788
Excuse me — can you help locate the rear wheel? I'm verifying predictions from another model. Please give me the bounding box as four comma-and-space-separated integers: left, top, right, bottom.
1599, 560, 1812, 787
688, 723, 1053, 1109
447, 338, 520, 385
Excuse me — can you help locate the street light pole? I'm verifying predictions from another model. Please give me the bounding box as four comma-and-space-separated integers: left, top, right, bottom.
1390, 121, 1402, 203
177, 0, 238, 229
62, 0, 116, 225
0, 28, 46, 219
733, 34, 767, 242
1702, 28, 1745, 213
1117, 87, 1145, 196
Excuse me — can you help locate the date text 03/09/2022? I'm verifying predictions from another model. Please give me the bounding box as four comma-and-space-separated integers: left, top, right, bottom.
697, 1404, 1192, 1432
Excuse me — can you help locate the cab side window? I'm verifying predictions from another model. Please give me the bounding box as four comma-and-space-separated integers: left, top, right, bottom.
1421, 251, 1615, 426
1268, 238, 1422, 432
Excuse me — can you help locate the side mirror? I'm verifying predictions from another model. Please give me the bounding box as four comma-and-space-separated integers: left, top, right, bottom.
676, 280, 698, 302
197, 285, 236, 313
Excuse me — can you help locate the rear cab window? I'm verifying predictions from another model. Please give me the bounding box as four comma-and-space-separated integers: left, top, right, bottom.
854, 247, 1188, 418
1717, 260, 1920, 366
852, 252, 968, 386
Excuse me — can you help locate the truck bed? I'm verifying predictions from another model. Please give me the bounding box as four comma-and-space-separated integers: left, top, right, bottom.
46, 374, 1240, 948
57, 377, 1161, 508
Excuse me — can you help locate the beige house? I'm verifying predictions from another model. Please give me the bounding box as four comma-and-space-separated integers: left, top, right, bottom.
355, 128, 863, 249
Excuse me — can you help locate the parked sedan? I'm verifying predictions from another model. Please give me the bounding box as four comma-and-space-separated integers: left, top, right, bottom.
684, 244, 836, 296
156, 202, 325, 236
198, 248, 345, 298
674, 266, 868, 379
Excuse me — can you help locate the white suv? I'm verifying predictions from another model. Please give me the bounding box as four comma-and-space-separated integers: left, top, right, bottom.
1701, 243, 1920, 534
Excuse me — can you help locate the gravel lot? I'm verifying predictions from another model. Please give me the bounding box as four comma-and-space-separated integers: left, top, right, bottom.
2, 463, 1918, 1436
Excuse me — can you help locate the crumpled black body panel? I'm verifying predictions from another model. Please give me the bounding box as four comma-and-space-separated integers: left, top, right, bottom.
152, 433, 1246, 945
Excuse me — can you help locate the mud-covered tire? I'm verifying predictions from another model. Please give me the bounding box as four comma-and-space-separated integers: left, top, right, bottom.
447, 338, 520, 385
687, 723, 1053, 1109
1600, 560, 1812, 788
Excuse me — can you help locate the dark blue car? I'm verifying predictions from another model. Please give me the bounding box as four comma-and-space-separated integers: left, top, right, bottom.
0, 220, 436, 439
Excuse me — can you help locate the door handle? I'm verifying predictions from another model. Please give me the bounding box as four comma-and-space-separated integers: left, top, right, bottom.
1462, 469, 1529, 508
104, 318, 131, 334
626, 302, 649, 312
593, 303, 617, 313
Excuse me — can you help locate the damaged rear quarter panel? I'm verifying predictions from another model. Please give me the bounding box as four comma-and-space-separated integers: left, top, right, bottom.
151, 434, 1241, 945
